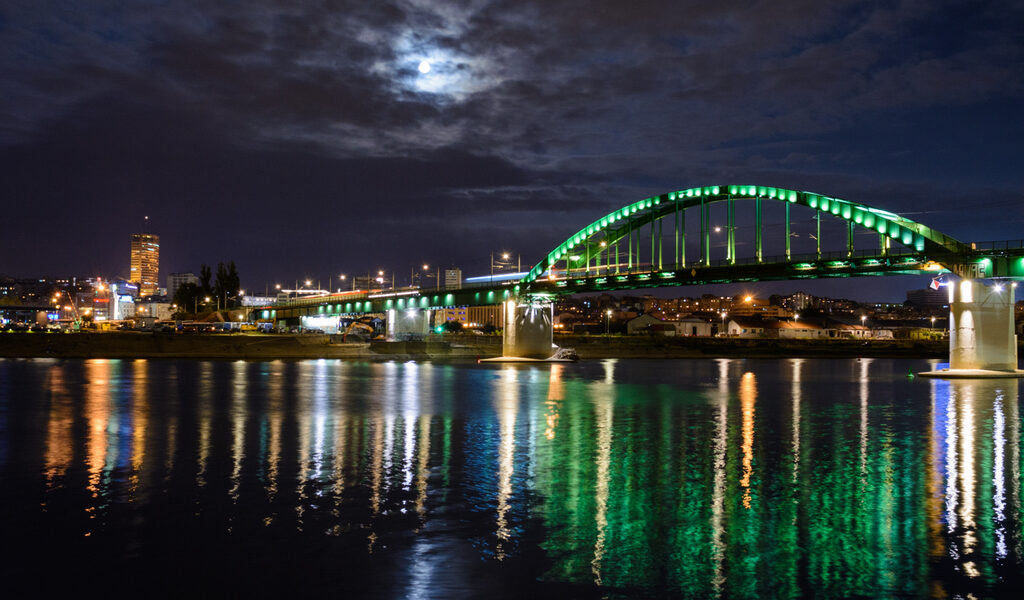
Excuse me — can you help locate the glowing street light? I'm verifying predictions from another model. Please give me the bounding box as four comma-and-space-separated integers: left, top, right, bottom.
605, 309, 613, 334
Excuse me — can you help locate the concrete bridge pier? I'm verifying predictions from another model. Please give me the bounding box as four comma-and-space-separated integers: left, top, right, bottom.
924, 279, 1022, 377
386, 307, 431, 341
502, 299, 554, 358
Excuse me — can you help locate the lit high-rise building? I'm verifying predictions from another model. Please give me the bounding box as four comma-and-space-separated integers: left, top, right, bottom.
444, 268, 462, 290
130, 233, 160, 297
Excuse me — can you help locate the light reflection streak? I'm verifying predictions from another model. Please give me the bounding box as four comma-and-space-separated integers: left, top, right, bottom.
311, 360, 329, 484
601, 358, 616, 386
858, 359, 871, 476
196, 362, 213, 490
590, 381, 614, 585
739, 371, 756, 510
294, 361, 316, 528
129, 360, 149, 502
711, 358, 730, 595
926, 378, 945, 560
84, 360, 111, 527
495, 367, 517, 560
380, 362, 399, 510
790, 359, 802, 485
331, 378, 347, 513
229, 361, 247, 504
265, 362, 284, 514
959, 384, 977, 577
944, 382, 959, 537
993, 392, 1006, 559
415, 415, 430, 518
44, 365, 72, 488
164, 364, 178, 482
1008, 384, 1021, 558
544, 364, 563, 440
402, 363, 420, 493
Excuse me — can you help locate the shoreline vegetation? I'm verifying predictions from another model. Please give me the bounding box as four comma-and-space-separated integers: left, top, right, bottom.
0, 331, 957, 361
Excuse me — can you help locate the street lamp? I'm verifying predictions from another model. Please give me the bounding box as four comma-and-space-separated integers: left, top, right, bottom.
930, 316, 936, 329
605, 309, 613, 334
720, 311, 727, 336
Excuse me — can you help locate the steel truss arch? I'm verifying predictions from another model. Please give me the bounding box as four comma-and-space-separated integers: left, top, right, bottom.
523, 185, 970, 284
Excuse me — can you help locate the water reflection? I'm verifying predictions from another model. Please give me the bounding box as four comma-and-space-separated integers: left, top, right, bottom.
2, 357, 1022, 597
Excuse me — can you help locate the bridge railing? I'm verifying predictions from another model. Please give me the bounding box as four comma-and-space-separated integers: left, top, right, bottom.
265, 277, 521, 309
554, 246, 929, 279
970, 240, 1024, 251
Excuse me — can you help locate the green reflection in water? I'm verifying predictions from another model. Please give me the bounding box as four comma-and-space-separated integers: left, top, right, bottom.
526, 360, 1021, 598
11, 358, 1023, 597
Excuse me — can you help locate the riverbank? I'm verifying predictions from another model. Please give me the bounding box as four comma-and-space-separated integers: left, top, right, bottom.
0, 331, 957, 360
0, 331, 498, 360
557, 334, 951, 359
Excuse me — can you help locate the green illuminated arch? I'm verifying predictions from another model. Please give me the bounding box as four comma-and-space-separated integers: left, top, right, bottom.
523, 185, 970, 283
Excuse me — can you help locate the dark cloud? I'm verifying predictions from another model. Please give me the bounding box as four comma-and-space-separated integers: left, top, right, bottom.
0, 0, 1021, 300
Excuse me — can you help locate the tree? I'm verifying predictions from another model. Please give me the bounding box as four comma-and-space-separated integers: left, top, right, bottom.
199, 264, 213, 296
172, 282, 203, 317
214, 261, 241, 307
441, 320, 464, 333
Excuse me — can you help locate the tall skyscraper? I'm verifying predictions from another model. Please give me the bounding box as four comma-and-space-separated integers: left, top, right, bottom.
130, 233, 160, 297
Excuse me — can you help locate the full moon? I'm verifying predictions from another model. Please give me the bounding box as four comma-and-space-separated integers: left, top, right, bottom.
418, 60, 431, 74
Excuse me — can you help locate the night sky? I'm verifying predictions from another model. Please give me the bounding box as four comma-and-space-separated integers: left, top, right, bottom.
2, 1, 1022, 301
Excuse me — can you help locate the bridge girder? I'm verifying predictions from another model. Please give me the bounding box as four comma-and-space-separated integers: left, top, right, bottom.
523, 185, 972, 285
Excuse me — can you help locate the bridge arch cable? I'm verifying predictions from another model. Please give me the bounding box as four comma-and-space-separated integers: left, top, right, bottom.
522, 185, 971, 284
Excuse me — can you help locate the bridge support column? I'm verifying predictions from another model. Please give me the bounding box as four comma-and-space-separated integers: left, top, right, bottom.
924, 280, 1022, 377
386, 307, 431, 341
502, 298, 554, 359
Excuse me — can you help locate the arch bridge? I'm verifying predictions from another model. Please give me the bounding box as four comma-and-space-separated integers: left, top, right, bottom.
260, 185, 1024, 370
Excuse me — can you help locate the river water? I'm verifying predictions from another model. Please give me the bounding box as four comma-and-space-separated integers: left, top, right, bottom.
1, 357, 1021, 598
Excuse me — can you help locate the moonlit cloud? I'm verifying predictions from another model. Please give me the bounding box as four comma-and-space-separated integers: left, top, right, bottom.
0, 0, 1021, 300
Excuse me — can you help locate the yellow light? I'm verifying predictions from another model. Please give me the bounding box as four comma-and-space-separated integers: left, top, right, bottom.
744, 296, 752, 302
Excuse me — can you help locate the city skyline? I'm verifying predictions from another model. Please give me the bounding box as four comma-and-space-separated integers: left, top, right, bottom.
1, 2, 1022, 302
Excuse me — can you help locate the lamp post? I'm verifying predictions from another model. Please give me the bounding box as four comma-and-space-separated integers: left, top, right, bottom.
605, 309, 612, 335
930, 316, 936, 329
491, 252, 520, 281
720, 310, 727, 336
